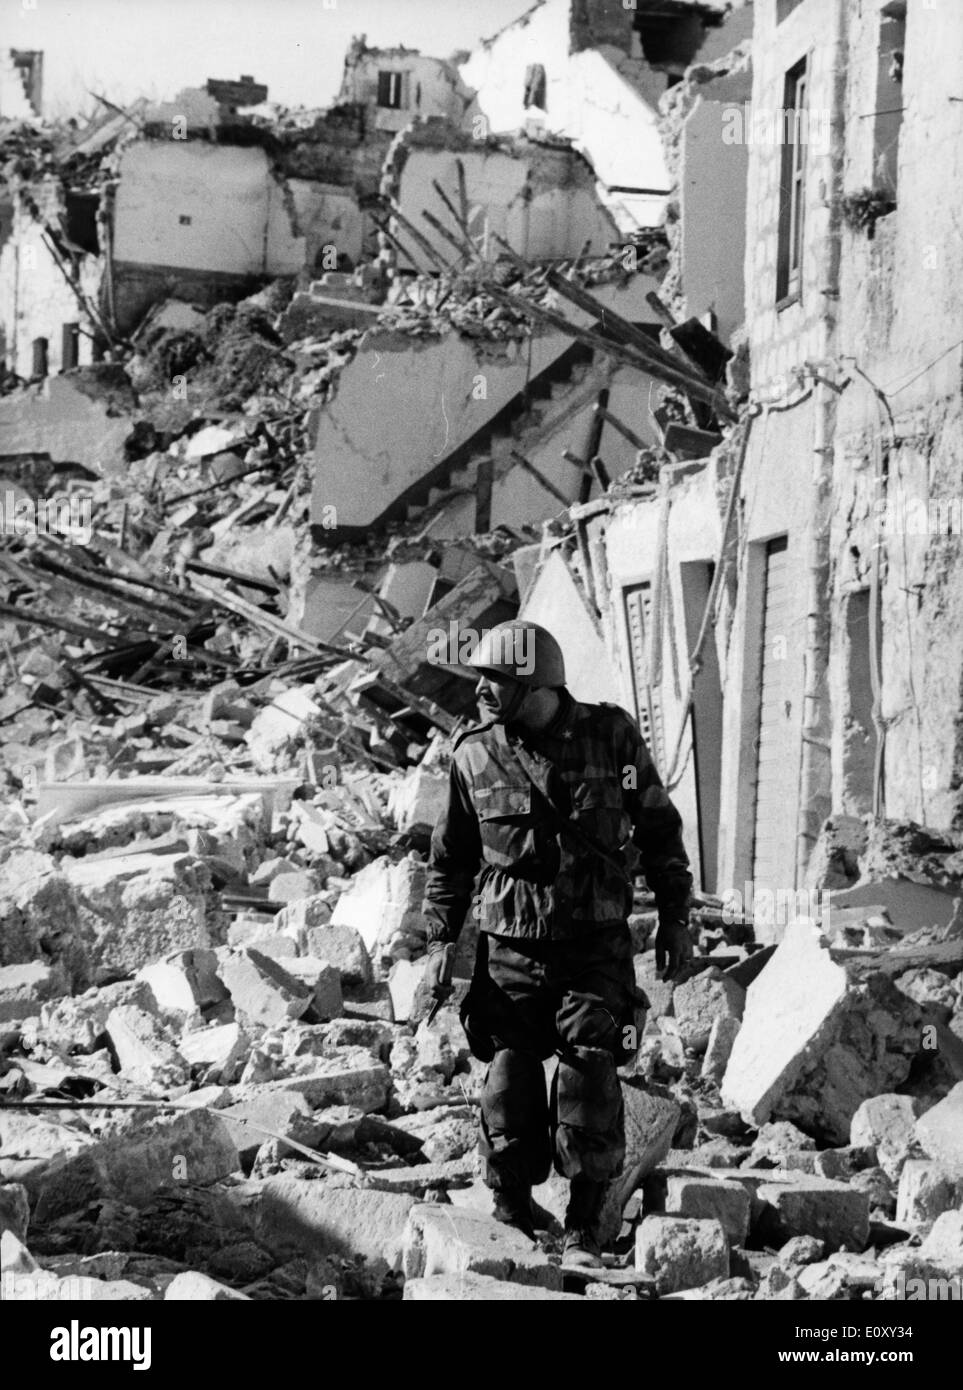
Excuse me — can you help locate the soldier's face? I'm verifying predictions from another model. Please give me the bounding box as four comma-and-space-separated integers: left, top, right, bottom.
476, 674, 526, 723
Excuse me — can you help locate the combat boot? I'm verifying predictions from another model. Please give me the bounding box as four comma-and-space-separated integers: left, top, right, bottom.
492, 1182, 537, 1241
562, 1177, 607, 1268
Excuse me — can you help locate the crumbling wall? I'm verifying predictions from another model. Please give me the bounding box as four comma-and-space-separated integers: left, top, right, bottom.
338, 40, 475, 135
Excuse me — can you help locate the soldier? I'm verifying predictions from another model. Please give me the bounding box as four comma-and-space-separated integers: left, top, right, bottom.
422, 618, 693, 1268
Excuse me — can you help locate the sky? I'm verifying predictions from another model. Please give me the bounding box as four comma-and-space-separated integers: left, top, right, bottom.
3, 0, 532, 118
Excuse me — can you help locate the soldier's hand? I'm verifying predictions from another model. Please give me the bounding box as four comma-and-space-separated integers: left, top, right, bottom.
424, 942, 455, 1003
655, 918, 694, 982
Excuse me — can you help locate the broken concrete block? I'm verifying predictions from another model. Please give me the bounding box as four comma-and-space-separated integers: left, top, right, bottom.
221, 1088, 323, 1167
0, 1111, 97, 1198
896, 1159, 963, 1230
63, 851, 222, 983
245, 687, 321, 773
105, 1005, 190, 1091
0, 1183, 29, 1242
662, 1176, 750, 1246
812, 1145, 878, 1182
895, 967, 958, 1023
848, 1165, 895, 1213
388, 957, 431, 1023
164, 1270, 250, 1300
240, 934, 299, 962
33, 1108, 240, 1221
330, 853, 426, 960
748, 1121, 817, 1169
257, 1177, 415, 1272
303, 922, 372, 988
918, 1208, 963, 1271
1, 1229, 40, 1278
282, 958, 344, 1021
0, 854, 79, 975
635, 1216, 729, 1296
179, 1022, 250, 1083
754, 1177, 871, 1252
178, 1085, 232, 1110
388, 766, 448, 832
404, 1273, 582, 1301
721, 918, 923, 1142
796, 1252, 880, 1300
36, 979, 157, 1054
365, 1159, 477, 1194
777, 1235, 827, 1266
850, 1094, 920, 1180
137, 948, 228, 1019
273, 891, 333, 935
701, 1015, 741, 1082
216, 947, 313, 1027
275, 1050, 390, 1112
270, 871, 320, 903
599, 1081, 680, 1241
0, 961, 68, 1023
403, 1204, 561, 1289
914, 1082, 963, 1170
672, 968, 744, 1054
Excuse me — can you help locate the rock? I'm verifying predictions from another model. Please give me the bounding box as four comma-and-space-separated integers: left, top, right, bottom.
0, 855, 81, 983
33, 1108, 240, 1221
850, 1094, 920, 1180
221, 1088, 323, 1167
599, 1081, 680, 1241
178, 1084, 232, 1110
137, 948, 228, 1018
896, 1159, 963, 1230
797, 1252, 881, 1300
105, 1004, 190, 1091
662, 1275, 755, 1301
237, 934, 299, 962
330, 853, 427, 962
36, 979, 157, 1053
0, 1183, 29, 1242
698, 1106, 749, 1138
257, 1176, 415, 1273
270, 871, 320, 903
0, 961, 68, 1022
420, 1114, 477, 1164
164, 1270, 250, 1300
914, 1082, 963, 1170
722, 918, 923, 1143
778, 1235, 826, 1266
215, 947, 312, 1027
755, 1177, 871, 1252
0, 1112, 97, 1198
387, 957, 431, 1023
661, 1176, 751, 1246
1, 1229, 40, 1278
701, 1015, 741, 1082
245, 687, 321, 773
282, 958, 344, 1021
404, 1273, 582, 1301
849, 1166, 895, 1214
366, 1159, 477, 1193
275, 1050, 390, 1112
895, 967, 958, 1022
302, 922, 373, 989
748, 1121, 817, 1169
813, 1145, 878, 1181
179, 1022, 250, 1083
918, 1208, 963, 1270
672, 968, 745, 1054
756, 1264, 808, 1299
387, 766, 449, 832
635, 1216, 729, 1296
403, 1204, 561, 1289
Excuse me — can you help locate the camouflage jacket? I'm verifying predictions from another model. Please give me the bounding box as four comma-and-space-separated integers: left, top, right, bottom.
423, 691, 692, 944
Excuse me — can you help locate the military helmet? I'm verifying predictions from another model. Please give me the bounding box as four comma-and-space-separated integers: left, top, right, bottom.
467, 619, 566, 689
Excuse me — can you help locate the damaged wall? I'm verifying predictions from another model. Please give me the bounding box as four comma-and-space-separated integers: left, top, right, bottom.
338, 39, 476, 134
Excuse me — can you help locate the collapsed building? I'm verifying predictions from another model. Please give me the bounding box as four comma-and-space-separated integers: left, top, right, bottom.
1, 0, 963, 1305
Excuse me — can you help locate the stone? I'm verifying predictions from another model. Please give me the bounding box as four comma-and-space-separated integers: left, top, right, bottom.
914, 1082, 963, 1170
303, 922, 372, 988
662, 1176, 751, 1246
698, 1106, 749, 1138
178, 1085, 232, 1110
164, 1270, 250, 1300
754, 1177, 871, 1252
850, 1094, 920, 1180
137, 948, 227, 1018
32, 1109, 240, 1221
0, 1183, 29, 1242
403, 1204, 561, 1289
179, 1022, 250, 1083
0, 961, 68, 1022
275, 1050, 390, 1112
388, 766, 449, 832
282, 958, 344, 1021
599, 1081, 680, 1241
366, 1159, 477, 1194
215, 947, 313, 1027
748, 1121, 817, 1169
722, 918, 924, 1143
0, 1112, 97, 1198
245, 687, 321, 773
105, 1005, 189, 1091
238, 934, 299, 961
672, 968, 745, 1054
330, 853, 427, 961
257, 1177, 415, 1272
918, 1209, 963, 1270
813, 1145, 878, 1181
778, 1235, 827, 1266
420, 1114, 477, 1164
896, 1159, 963, 1230
701, 1015, 741, 1082
635, 1216, 729, 1296
796, 1253, 880, 1300
270, 871, 320, 903
221, 1088, 323, 1167
387, 957, 431, 1023
662, 1275, 755, 1301
848, 1166, 895, 1214
895, 967, 959, 1022
404, 1273, 582, 1301
1, 1229, 40, 1276
37, 979, 157, 1054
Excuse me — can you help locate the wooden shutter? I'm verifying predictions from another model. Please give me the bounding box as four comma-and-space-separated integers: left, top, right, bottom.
623, 582, 665, 768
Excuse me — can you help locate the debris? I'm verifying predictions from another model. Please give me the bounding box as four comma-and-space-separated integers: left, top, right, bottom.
402, 1204, 562, 1290
635, 1216, 729, 1296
